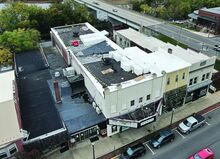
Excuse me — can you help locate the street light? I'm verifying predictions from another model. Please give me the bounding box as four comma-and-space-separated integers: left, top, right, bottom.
91, 142, 95, 159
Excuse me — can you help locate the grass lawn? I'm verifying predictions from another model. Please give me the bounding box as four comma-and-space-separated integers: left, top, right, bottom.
214, 59, 220, 71
155, 34, 188, 49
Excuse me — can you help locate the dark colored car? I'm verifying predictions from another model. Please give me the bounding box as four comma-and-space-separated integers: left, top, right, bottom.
213, 45, 220, 52
150, 129, 175, 148
121, 143, 146, 159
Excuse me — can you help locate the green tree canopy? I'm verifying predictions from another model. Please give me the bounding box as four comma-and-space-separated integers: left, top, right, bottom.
0, 2, 42, 31
0, 29, 40, 53
0, 1, 95, 37
131, 0, 220, 20
0, 48, 13, 66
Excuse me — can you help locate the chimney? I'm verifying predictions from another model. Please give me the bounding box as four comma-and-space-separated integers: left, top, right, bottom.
53, 80, 62, 103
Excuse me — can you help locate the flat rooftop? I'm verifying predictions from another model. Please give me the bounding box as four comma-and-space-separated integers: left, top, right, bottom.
161, 44, 210, 64
54, 23, 94, 47
15, 50, 64, 139
0, 70, 14, 103
84, 58, 137, 87
42, 43, 106, 135
0, 71, 23, 146
116, 28, 167, 52
123, 47, 191, 75
52, 23, 117, 65
201, 7, 220, 15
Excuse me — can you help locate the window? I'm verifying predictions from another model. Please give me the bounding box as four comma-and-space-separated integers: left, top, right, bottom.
182, 73, 185, 80
167, 77, 170, 85
200, 61, 206, 66
0, 152, 7, 159
206, 73, 210, 79
127, 41, 130, 47
146, 94, 151, 100
139, 97, 143, 103
130, 100, 135, 106
189, 79, 193, 85
112, 126, 117, 133
175, 75, 178, 82
9, 146, 17, 155
202, 74, 205, 81
194, 77, 198, 84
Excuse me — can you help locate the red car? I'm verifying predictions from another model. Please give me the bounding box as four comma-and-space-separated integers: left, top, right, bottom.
188, 148, 214, 159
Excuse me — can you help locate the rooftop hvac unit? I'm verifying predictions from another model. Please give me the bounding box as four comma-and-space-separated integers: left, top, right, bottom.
96, 107, 102, 115
121, 61, 132, 72
63, 67, 75, 77
92, 102, 96, 109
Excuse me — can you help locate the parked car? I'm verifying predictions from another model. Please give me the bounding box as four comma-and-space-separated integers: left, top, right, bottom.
150, 129, 175, 148
178, 113, 205, 134
121, 143, 146, 159
113, 9, 118, 12
92, 1, 99, 5
188, 147, 214, 159
213, 44, 220, 52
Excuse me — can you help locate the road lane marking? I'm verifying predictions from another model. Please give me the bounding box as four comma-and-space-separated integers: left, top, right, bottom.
175, 130, 185, 139
205, 121, 210, 125
145, 142, 156, 155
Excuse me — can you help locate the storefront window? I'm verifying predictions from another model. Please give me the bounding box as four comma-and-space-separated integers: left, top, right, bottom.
0, 152, 7, 159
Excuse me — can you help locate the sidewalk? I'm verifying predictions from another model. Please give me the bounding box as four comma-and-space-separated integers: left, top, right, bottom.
45, 91, 220, 159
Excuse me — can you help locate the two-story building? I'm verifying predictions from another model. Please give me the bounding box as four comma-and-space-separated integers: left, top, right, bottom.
0, 70, 24, 158
51, 23, 191, 136
161, 44, 216, 103
114, 28, 216, 108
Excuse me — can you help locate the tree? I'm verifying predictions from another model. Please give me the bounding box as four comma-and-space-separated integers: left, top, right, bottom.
140, 4, 153, 14
0, 48, 13, 66
155, 6, 168, 19
0, 29, 40, 53
0, 2, 42, 31
0, 1, 95, 38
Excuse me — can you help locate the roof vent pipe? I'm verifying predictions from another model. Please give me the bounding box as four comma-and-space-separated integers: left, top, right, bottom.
168, 48, 172, 54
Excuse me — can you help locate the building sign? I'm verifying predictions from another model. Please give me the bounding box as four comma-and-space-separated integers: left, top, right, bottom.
139, 116, 156, 127
109, 115, 157, 128
109, 119, 138, 128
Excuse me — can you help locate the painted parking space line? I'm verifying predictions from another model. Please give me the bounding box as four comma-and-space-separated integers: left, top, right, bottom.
205, 121, 211, 125
175, 129, 185, 139
145, 142, 156, 155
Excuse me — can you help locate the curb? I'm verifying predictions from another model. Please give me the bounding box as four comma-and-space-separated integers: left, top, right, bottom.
98, 102, 220, 159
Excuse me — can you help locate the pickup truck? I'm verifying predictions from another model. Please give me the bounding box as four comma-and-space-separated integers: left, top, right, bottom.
178, 113, 205, 134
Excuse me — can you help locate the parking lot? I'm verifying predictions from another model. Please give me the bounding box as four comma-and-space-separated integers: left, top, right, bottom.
135, 107, 220, 159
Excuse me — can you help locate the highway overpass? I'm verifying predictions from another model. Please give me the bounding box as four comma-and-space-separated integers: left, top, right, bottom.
75, 0, 220, 58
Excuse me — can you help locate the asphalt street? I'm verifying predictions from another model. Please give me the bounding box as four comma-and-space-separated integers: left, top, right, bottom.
149, 24, 220, 58
139, 107, 220, 159
76, 0, 220, 58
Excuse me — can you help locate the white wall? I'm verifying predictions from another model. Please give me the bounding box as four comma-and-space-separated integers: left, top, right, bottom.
69, 51, 106, 113
188, 57, 215, 88
113, 31, 130, 49
190, 57, 216, 72
103, 76, 164, 118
